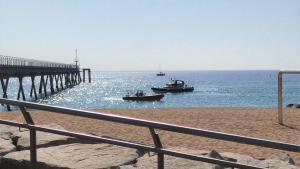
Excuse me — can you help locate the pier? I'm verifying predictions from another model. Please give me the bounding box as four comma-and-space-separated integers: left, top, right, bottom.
0, 55, 91, 110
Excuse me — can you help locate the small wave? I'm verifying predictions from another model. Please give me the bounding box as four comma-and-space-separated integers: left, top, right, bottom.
103, 97, 122, 101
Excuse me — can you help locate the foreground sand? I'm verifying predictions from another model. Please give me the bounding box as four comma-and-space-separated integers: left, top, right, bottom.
0, 107, 300, 164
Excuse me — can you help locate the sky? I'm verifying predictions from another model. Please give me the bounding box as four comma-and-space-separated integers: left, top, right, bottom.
0, 0, 299, 71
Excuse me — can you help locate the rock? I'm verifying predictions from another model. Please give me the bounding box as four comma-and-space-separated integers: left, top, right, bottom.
254, 154, 298, 169
0, 138, 16, 156
0, 124, 20, 156
0, 157, 69, 169
1, 123, 299, 169
119, 149, 226, 169
257, 159, 299, 169
0, 124, 19, 140
0, 123, 71, 152
222, 152, 299, 169
120, 154, 222, 169
221, 152, 259, 166
1, 123, 140, 169
207, 150, 225, 160
2, 143, 139, 169
286, 103, 300, 108
278, 154, 296, 165
120, 149, 300, 169
14, 123, 70, 150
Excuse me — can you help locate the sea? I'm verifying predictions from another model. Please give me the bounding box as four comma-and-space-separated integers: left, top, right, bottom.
1, 70, 300, 111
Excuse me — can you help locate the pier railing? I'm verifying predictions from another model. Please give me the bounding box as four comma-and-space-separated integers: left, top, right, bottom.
0, 98, 299, 169
0, 55, 76, 69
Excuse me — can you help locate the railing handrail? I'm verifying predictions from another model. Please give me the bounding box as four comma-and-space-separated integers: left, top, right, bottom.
0, 55, 77, 69
0, 98, 299, 169
0, 98, 299, 152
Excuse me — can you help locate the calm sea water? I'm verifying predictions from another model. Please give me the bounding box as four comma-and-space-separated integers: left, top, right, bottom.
1, 70, 300, 110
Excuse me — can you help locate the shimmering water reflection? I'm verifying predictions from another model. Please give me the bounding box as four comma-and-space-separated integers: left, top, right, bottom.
2, 71, 300, 110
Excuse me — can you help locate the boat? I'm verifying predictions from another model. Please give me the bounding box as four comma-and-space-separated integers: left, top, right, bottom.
156, 65, 165, 76
157, 72, 165, 76
123, 90, 164, 101
151, 79, 194, 93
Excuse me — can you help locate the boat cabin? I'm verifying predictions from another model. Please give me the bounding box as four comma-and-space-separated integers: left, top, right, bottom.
166, 80, 185, 88
135, 90, 145, 97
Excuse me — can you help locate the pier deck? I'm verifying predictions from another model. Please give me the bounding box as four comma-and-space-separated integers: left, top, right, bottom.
0, 55, 90, 110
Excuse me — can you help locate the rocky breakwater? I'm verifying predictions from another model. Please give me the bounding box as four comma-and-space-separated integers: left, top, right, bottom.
0, 124, 139, 169
0, 124, 299, 169
121, 149, 300, 169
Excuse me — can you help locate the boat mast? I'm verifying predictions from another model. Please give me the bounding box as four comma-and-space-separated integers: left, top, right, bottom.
75, 48, 79, 69
159, 64, 161, 72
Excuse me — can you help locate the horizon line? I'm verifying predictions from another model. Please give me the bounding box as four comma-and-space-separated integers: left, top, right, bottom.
90, 69, 280, 72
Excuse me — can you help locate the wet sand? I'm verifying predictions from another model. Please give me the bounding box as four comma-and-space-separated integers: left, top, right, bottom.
0, 108, 300, 163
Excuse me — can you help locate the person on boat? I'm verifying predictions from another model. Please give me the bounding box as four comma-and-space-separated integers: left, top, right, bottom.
135, 90, 144, 97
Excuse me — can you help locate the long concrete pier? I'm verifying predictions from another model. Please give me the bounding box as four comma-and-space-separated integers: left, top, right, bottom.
0, 55, 91, 110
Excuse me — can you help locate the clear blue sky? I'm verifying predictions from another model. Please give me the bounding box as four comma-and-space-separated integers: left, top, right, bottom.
0, 0, 299, 71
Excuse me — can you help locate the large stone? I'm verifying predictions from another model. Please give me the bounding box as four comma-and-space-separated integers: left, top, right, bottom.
0, 123, 76, 159
120, 149, 300, 169
221, 152, 259, 166
0, 124, 19, 156
119, 149, 224, 169
1, 143, 139, 169
120, 155, 224, 169
0, 138, 16, 156
256, 154, 299, 169
0, 124, 19, 140
1, 123, 140, 169
208, 150, 225, 160
13, 123, 70, 150
221, 152, 299, 169
286, 103, 300, 108
256, 159, 299, 169
278, 154, 296, 165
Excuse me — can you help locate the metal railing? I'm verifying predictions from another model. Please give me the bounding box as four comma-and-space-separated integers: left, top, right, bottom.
278, 70, 300, 125
0, 98, 299, 169
0, 55, 77, 69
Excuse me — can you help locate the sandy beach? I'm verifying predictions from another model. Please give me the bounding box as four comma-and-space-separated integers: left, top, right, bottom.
0, 107, 299, 164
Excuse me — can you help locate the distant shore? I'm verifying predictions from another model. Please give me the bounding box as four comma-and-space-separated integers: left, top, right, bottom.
0, 107, 299, 164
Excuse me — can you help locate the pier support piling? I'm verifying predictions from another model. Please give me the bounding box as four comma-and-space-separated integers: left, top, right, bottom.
83, 71, 85, 83
0, 78, 10, 110
39, 76, 43, 94
17, 76, 26, 101
30, 76, 38, 100
44, 75, 48, 97
54, 75, 59, 92
82, 68, 91, 83
60, 74, 64, 90
50, 75, 55, 94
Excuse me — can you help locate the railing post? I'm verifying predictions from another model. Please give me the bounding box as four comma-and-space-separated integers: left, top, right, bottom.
278, 72, 283, 125
20, 106, 37, 169
30, 129, 37, 169
149, 128, 164, 169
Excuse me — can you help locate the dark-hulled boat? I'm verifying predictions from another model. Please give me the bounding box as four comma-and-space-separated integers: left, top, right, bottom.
123, 90, 164, 101
151, 79, 194, 93
156, 65, 165, 76
156, 72, 165, 76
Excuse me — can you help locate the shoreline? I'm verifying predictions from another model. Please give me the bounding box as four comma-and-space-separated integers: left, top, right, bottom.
0, 106, 280, 113
0, 107, 299, 164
